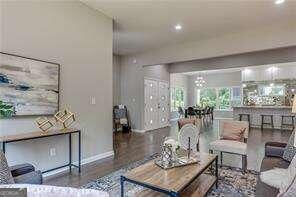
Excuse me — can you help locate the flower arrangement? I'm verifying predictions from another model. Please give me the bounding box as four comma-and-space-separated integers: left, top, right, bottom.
0, 100, 15, 118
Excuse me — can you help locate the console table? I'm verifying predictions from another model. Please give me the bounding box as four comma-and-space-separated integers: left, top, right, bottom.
0, 128, 81, 174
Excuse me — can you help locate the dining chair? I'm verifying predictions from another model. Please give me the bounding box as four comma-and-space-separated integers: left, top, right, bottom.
187, 107, 197, 119
178, 107, 185, 118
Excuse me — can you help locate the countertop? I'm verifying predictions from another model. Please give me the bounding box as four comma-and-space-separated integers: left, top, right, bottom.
233, 106, 292, 109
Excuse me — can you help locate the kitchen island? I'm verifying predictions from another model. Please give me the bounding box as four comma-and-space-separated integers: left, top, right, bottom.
233, 106, 293, 129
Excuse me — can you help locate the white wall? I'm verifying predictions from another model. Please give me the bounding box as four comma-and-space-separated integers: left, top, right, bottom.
170, 73, 189, 91
170, 46, 296, 74
242, 62, 296, 82
113, 55, 121, 105
0, 1, 113, 172
120, 63, 169, 130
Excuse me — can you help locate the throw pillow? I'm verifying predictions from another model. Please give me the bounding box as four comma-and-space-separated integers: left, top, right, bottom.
221, 122, 246, 141
283, 130, 296, 162
0, 151, 14, 184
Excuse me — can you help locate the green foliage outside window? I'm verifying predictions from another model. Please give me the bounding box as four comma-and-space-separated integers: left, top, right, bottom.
0, 100, 14, 118
199, 89, 216, 108
171, 87, 185, 111
218, 88, 230, 109
198, 87, 241, 110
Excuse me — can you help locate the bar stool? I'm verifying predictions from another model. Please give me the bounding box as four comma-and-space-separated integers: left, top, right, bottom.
239, 114, 250, 129
261, 115, 274, 130
281, 115, 295, 131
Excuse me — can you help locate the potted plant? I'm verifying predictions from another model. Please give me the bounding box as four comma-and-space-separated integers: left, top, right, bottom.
0, 100, 15, 118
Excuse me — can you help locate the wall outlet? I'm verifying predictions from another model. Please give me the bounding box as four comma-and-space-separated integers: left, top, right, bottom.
91, 97, 96, 105
50, 148, 56, 157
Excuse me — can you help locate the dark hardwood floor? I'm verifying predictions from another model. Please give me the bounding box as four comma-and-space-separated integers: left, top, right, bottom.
44, 120, 291, 188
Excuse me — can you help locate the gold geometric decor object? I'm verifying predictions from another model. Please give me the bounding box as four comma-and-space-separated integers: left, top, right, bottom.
35, 117, 54, 132
54, 109, 75, 129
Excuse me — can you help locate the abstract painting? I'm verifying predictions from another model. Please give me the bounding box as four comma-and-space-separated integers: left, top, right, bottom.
0, 52, 59, 116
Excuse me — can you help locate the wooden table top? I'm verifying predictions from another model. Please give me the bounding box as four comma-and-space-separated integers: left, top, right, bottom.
0, 128, 80, 143
124, 152, 217, 193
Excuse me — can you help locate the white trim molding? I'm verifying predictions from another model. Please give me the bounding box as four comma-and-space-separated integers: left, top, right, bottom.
43, 150, 114, 178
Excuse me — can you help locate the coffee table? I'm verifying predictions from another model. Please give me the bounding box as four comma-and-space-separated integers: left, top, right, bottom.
120, 152, 218, 197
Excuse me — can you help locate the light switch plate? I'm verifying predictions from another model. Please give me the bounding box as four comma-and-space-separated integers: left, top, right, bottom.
50, 148, 56, 156
91, 97, 96, 105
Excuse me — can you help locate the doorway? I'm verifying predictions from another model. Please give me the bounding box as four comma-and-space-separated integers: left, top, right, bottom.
144, 78, 170, 131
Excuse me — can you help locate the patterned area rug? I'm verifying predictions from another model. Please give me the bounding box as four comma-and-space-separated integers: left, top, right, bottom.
82, 154, 258, 197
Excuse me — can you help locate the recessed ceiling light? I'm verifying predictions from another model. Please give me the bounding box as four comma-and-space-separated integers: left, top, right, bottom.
275, 0, 285, 4
174, 24, 182, 30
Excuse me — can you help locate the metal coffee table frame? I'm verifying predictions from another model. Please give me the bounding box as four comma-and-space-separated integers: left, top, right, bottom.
120, 155, 218, 197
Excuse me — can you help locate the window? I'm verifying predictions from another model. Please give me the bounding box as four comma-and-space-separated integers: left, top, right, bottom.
197, 87, 241, 110
231, 87, 242, 107
218, 88, 230, 109
198, 88, 216, 108
171, 87, 185, 111
259, 84, 285, 96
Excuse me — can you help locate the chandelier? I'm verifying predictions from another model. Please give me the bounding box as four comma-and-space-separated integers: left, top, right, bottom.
194, 73, 206, 88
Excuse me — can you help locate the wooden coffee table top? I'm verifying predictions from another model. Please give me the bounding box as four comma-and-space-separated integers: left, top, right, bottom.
123, 152, 217, 193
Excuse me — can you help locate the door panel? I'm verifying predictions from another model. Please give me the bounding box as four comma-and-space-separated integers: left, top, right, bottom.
144, 79, 159, 131
158, 81, 169, 128
144, 79, 169, 131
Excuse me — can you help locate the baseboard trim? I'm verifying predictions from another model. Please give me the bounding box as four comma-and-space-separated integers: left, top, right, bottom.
43, 150, 114, 178
132, 129, 146, 133
214, 117, 233, 120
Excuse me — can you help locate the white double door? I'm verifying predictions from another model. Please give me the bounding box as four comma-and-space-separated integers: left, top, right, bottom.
144, 78, 170, 131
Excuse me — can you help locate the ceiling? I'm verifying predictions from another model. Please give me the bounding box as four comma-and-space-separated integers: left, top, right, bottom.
83, 0, 296, 55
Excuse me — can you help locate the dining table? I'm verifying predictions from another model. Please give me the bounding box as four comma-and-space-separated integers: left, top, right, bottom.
184, 107, 206, 118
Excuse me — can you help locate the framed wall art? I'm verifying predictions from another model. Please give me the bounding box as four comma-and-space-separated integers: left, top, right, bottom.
0, 52, 60, 116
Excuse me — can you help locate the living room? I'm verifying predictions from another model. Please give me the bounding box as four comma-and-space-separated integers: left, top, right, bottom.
0, 0, 296, 197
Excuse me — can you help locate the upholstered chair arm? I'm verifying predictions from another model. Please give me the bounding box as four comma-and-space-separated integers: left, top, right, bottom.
9, 163, 35, 177
264, 142, 287, 158
13, 170, 43, 185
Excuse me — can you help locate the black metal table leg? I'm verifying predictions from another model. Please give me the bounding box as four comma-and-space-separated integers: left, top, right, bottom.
78, 130, 81, 173
209, 149, 213, 172
2, 142, 5, 153
261, 115, 264, 130
120, 176, 125, 197
69, 133, 72, 173
215, 157, 218, 188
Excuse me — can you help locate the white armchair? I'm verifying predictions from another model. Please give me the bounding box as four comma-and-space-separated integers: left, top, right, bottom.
209, 120, 249, 172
